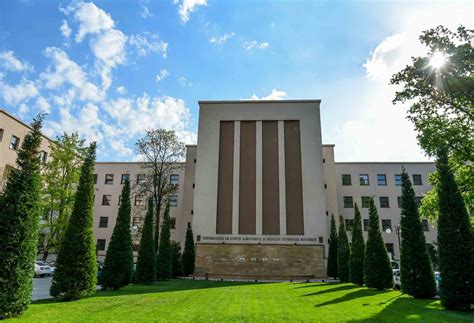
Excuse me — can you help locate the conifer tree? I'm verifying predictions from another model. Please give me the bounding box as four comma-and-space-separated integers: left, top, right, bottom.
0, 115, 43, 318
364, 198, 393, 290
327, 214, 338, 278
101, 180, 134, 290
182, 222, 195, 276
338, 215, 350, 282
436, 148, 473, 311
156, 202, 172, 280
400, 169, 436, 298
135, 197, 156, 284
350, 204, 365, 285
171, 241, 183, 278
50, 143, 98, 300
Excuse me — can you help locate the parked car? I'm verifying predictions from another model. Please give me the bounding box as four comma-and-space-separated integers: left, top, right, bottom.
434, 271, 441, 295
34, 261, 52, 277
391, 260, 400, 271
393, 269, 401, 289
47, 261, 56, 275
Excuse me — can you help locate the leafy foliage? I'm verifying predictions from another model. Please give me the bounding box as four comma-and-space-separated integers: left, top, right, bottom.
50, 143, 98, 300
0, 115, 43, 318
182, 222, 195, 276
101, 180, 134, 290
135, 197, 156, 284
436, 148, 474, 311
156, 202, 172, 280
400, 169, 436, 298
350, 204, 365, 286
338, 215, 350, 282
364, 198, 393, 290
171, 241, 183, 278
327, 214, 338, 278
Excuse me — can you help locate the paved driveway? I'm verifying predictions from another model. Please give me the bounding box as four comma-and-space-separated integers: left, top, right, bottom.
32, 276, 52, 300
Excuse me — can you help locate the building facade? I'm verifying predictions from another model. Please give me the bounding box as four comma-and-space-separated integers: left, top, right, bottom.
0, 102, 438, 278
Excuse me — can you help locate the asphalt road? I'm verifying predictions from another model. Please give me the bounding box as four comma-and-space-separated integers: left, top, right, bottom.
32, 276, 52, 300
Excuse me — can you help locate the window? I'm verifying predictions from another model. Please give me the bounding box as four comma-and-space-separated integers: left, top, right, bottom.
415, 196, 423, 207
132, 217, 141, 227
39, 151, 48, 164
134, 195, 144, 206
99, 217, 108, 228
394, 174, 402, 186
137, 174, 146, 185
363, 219, 369, 231
170, 217, 176, 229
386, 243, 395, 258
170, 174, 179, 186
0, 128, 4, 142
412, 174, 422, 186
382, 219, 392, 231
343, 196, 353, 208
132, 244, 140, 252
169, 194, 178, 207
359, 174, 369, 186
345, 219, 354, 231
342, 174, 352, 186
96, 239, 106, 251
93, 174, 98, 184
9, 135, 20, 150
377, 174, 387, 186
121, 174, 130, 184
422, 219, 429, 232
118, 195, 122, 205
105, 174, 114, 185
361, 196, 371, 208
397, 196, 402, 208
102, 195, 111, 206
379, 196, 390, 208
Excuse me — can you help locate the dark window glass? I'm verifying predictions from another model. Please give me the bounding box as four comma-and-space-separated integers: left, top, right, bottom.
397, 196, 402, 208
96, 239, 106, 251
169, 194, 178, 207
412, 174, 422, 186
118, 195, 122, 205
394, 174, 402, 186
99, 217, 108, 228
345, 219, 354, 231
342, 174, 351, 186
343, 196, 353, 208
121, 174, 130, 184
134, 195, 144, 206
422, 219, 429, 232
377, 174, 387, 186
0, 128, 4, 142
170, 174, 179, 185
132, 217, 141, 227
361, 196, 371, 208
93, 174, 98, 184
386, 243, 395, 258
380, 196, 390, 208
137, 174, 146, 184
9, 135, 20, 150
170, 218, 176, 229
382, 219, 392, 231
363, 219, 369, 231
132, 244, 140, 252
105, 174, 114, 185
39, 151, 48, 164
359, 174, 369, 186
415, 196, 423, 207
102, 195, 111, 206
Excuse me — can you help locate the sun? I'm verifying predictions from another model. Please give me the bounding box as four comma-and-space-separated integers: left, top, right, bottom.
429, 51, 447, 69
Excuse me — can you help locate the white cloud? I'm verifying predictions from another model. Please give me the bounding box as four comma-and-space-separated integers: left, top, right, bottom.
177, 0, 207, 23
243, 40, 269, 50
156, 69, 170, 82
176, 130, 197, 145
209, 32, 235, 45
18, 103, 29, 117
177, 76, 191, 87
36, 96, 51, 113
116, 86, 126, 94
60, 20, 71, 39
139, 3, 153, 19
110, 139, 133, 156
0, 78, 39, 104
129, 33, 168, 58
247, 89, 287, 100
0, 50, 33, 72
71, 2, 115, 43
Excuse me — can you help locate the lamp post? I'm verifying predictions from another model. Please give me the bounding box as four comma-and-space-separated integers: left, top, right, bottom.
385, 225, 401, 259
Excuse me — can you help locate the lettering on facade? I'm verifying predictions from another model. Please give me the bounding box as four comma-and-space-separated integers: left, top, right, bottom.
201, 236, 319, 242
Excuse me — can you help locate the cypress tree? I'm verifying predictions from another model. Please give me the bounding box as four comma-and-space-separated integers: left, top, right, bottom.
327, 214, 338, 278
135, 197, 156, 284
400, 169, 436, 298
0, 116, 43, 318
101, 180, 134, 290
171, 241, 183, 278
50, 143, 98, 300
338, 215, 351, 282
364, 197, 393, 290
436, 148, 473, 311
350, 204, 365, 285
182, 222, 195, 276
156, 201, 172, 280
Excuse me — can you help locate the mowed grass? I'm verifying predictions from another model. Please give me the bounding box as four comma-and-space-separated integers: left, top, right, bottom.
11, 280, 474, 322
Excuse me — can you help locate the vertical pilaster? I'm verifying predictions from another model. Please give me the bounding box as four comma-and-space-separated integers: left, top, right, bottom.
278, 121, 286, 235
232, 121, 240, 235
256, 121, 263, 235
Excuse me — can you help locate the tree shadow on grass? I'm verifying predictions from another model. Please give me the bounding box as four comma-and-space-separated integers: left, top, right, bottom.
314, 288, 385, 307
302, 284, 357, 297
293, 282, 342, 289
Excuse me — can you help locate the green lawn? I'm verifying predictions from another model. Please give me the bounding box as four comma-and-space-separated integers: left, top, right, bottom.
11, 280, 474, 322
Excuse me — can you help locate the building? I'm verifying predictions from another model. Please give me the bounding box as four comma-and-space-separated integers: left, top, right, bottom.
0, 102, 437, 278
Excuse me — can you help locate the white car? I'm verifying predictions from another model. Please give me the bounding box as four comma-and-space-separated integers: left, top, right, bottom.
34, 261, 52, 277
393, 269, 401, 289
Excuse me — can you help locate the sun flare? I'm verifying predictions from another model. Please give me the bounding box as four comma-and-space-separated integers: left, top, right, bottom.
430, 51, 447, 69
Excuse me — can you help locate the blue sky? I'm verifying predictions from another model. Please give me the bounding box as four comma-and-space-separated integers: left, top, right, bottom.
0, 0, 472, 161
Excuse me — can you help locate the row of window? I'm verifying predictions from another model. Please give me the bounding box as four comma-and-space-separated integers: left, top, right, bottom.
98, 216, 176, 229
344, 218, 430, 232
343, 196, 422, 209
1, 130, 48, 163
95, 173, 180, 186
342, 174, 423, 186
99, 194, 178, 207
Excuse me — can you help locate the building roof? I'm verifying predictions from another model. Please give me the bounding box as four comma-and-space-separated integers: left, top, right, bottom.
198, 99, 321, 105
0, 108, 55, 143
